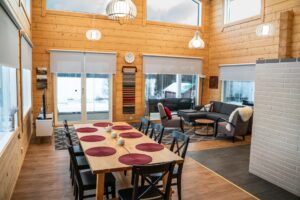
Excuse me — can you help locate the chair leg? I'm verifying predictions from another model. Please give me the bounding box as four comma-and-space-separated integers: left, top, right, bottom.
124, 170, 127, 176
79, 188, 83, 200
177, 176, 182, 200
111, 185, 116, 198
74, 185, 78, 200
243, 135, 245, 141
232, 136, 235, 143
105, 187, 109, 199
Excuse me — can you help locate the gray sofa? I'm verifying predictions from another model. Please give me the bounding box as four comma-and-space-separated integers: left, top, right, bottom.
178, 101, 241, 123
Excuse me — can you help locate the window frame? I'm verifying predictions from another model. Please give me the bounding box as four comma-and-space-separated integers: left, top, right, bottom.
22, 68, 32, 118
221, 80, 255, 105
20, 0, 32, 23
145, 0, 203, 28
223, 0, 264, 27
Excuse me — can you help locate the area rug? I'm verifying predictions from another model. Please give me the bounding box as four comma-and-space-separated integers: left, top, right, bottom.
54, 125, 219, 150
188, 145, 299, 200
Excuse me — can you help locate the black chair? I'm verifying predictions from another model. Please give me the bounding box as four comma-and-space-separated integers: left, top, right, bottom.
149, 123, 165, 144
118, 161, 176, 200
138, 117, 151, 135
63, 120, 84, 156
67, 144, 116, 200
149, 131, 190, 200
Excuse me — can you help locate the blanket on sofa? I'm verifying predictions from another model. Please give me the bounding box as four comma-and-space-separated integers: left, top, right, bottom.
226, 106, 253, 131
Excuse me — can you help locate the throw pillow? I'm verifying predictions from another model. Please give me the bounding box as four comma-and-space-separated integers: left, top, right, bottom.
164, 107, 172, 120
200, 103, 212, 112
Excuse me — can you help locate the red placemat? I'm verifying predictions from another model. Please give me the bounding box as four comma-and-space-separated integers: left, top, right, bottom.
136, 143, 164, 152
112, 125, 132, 131
118, 153, 152, 165
76, 127, 98, 133
119, 132, 143, 139
80, 135, 105, 142
85, 147, 116, 157
93, 122, 113, 127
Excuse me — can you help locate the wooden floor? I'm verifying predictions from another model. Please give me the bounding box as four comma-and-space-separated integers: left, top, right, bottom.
11, 136, 255, 200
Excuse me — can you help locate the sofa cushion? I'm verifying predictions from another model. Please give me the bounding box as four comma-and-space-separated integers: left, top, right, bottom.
206, 112, 229, 121
219, 103, 240, 115
178, 110, 207, 122
211, 101, 223, 113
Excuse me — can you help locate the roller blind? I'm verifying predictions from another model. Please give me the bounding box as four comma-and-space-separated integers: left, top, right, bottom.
219, 64, 255, 81
85, 52, 116, 74
0, 6, 19, 68
21, 37, 32, 70
143, 55, 203, 75
50, 51, 84, 73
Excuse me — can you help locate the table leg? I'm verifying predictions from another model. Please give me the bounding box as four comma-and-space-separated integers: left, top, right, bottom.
96, 173, 105, 200
162, 172, 172, 199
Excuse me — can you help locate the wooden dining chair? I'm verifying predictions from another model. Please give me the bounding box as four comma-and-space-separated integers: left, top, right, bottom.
63, 120, 84, 156
138, 117, 151, 135
148, 131, 190, 200
149, 123, 165, 144
118, 161, 176, 200
67, 144, 116, 200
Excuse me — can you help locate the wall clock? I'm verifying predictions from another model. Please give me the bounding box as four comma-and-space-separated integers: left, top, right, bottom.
125, 52, 135, 64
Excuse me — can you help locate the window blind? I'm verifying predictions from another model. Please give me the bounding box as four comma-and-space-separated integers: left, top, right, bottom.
219, 64, 255, 81
0, 6, 19, 69
85, 52, 116, 74
21, 37, 32, 70
143, 55, 203, 75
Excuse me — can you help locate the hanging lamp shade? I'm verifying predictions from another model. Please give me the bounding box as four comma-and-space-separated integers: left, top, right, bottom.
189, 31, 205, 49
106, 0, 137, 21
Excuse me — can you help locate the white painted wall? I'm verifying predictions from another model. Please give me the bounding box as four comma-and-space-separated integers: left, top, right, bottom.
250, 60, 300, 197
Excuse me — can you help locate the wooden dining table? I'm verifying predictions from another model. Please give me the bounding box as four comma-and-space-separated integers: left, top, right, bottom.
74, 122, 184, 200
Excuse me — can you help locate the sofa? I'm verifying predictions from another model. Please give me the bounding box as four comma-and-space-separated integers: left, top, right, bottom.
178, 101, 241, 124
147, 98, 194, 113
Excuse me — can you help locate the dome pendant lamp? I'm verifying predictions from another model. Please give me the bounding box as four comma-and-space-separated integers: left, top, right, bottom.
189, 30, 205, 49
106, 0, 137, 22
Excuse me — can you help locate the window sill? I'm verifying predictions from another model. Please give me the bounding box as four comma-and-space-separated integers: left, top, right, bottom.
223, 15, 262, 29
146, 20, 200, 30
0, 129, 18, 157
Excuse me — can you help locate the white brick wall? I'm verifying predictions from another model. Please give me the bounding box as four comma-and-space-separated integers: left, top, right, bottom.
249, 60, 300, 197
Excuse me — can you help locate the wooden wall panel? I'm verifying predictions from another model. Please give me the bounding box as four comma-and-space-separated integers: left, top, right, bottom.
31, 0, 211, 123
205, 0, 300, 102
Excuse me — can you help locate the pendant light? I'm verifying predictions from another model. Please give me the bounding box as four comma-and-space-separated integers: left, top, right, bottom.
189, 31, 205, 49
106, 0, 137, 22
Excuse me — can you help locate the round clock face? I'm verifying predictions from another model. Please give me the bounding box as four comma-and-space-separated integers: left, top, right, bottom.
125, 52, 135, 64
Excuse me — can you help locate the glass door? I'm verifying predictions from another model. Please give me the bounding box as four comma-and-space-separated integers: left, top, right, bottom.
56, 73, 82, 123
86, 74, 111, 121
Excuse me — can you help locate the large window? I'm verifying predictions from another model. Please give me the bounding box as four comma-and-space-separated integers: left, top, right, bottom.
22, 69, 32, 117
147, 0, 202, 26
22, 0, 31, 18
224, 0, 261, 24
46, 0, 110, 15
222, 81, 254, 105
0, 67, 18, 132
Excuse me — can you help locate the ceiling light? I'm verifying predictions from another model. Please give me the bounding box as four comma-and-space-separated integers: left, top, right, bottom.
189, 31, 205, 49
106, 0, 137, 21
256, 23, 274, 37
86, 29, 102, 41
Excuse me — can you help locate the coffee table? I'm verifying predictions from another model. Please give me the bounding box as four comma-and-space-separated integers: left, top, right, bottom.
195, 119, 215, 136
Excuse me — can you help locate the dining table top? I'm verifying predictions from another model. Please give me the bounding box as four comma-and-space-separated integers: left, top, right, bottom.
73, 122, 184, 174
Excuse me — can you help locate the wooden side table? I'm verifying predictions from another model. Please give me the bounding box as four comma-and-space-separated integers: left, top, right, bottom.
195, 119, 215, 136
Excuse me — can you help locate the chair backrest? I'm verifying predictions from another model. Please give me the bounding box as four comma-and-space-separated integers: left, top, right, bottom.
157, 103, 168, 125
63, 120, 74, 146
132, 161, 176, 200
170, 131, 190, 159
149, 123, 165, 144
66, 139, 83, 187
138, 117, 150, 136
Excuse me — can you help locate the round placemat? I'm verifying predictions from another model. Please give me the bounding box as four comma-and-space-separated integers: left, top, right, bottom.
119, 132, 143, 139
136, 143, 164, 152
118, 153, 152, 165
112, 125, 132, 131
76, 127, 98, 133
85, 147, 116, 157
80, 135, 105, 142
93, 122, 113, 127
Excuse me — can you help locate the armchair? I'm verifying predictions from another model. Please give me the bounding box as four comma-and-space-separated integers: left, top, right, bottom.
157, 103, 184, 132
215, 111, 250, 142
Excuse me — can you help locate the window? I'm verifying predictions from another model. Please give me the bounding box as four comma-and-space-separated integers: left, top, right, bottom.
23, 0, 31, 18
147, 0, 202, 26
222, 81, 254, 105
22, 69, 32, 117
46, 0, 110, 15
145, 74, 198, 118
0, 66, 18, 132
224, 0, 261, 24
